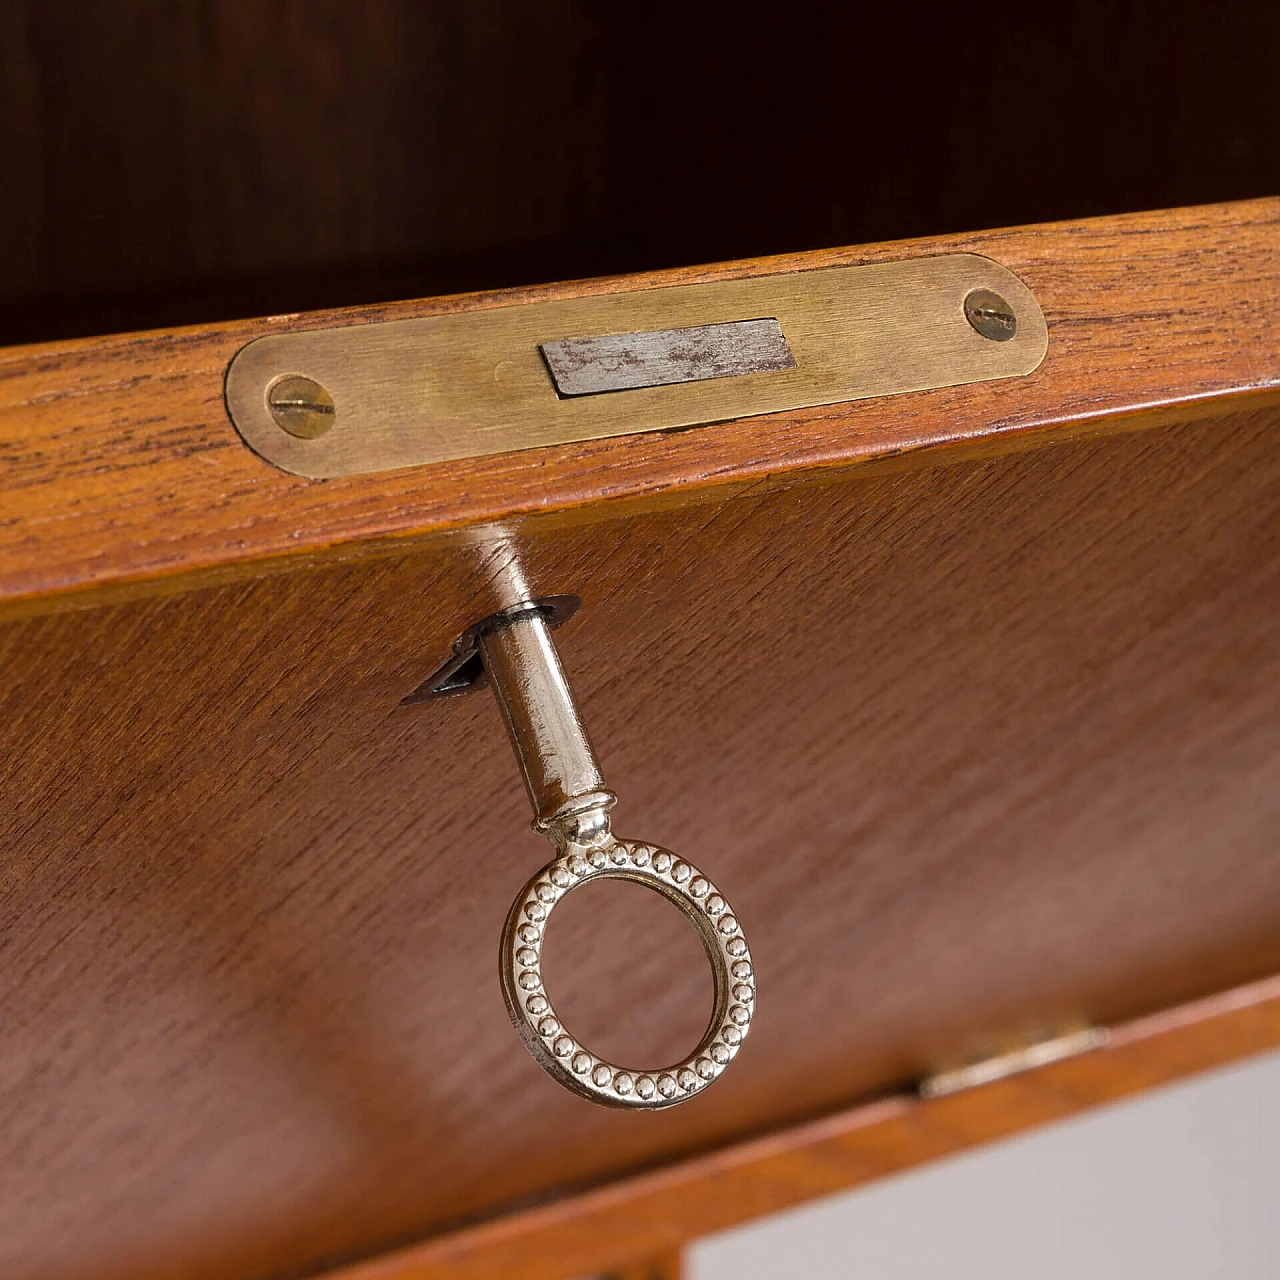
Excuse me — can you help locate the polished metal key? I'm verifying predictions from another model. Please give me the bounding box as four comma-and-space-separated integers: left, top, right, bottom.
456, 598, 756, 1109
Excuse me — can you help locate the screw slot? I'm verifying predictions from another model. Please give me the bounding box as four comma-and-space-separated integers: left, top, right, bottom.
267, 374, 336, 439
964, 289, 1018, 342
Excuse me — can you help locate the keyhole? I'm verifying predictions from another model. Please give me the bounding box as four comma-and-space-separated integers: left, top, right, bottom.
539, 876, 716, 1070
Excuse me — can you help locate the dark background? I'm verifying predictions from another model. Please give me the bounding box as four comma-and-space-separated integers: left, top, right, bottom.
1, 0, 1277, 345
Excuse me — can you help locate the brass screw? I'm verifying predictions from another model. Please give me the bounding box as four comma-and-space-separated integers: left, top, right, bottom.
267, 374, 335, 439
964, 289, 1018, 342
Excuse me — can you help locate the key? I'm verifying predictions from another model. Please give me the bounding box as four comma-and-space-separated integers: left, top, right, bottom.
473, 600, 756, 1108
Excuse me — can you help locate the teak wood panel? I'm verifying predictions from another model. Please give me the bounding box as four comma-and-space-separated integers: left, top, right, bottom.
0, 202, 1278, 1280
3, 405, 1280, 1279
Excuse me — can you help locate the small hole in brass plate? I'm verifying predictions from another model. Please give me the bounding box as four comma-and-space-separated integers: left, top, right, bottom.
539, 317, 797, 399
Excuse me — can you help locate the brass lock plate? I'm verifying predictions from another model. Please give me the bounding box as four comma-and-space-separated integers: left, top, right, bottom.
224, 254, 1047, 479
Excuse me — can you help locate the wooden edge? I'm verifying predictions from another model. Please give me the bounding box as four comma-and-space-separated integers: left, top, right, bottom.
312, 973, 1280, 1280
2, 198, 1279, 613
4, 383, 1279, 627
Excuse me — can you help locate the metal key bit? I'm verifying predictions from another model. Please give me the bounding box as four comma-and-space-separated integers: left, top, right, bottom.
471, 600, 756, 1109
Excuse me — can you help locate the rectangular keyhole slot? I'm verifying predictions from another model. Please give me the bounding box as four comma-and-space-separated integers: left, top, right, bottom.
540, 317, 796, 398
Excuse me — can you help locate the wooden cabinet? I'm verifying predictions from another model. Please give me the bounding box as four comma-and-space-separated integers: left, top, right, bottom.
2, 197, 1279, 1280
4, 6, 1280, 1276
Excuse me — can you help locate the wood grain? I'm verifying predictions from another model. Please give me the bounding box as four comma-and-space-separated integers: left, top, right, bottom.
2, 387, 1279, 1278
323, 976, 1280, 1280
0, 199, 1278, 615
